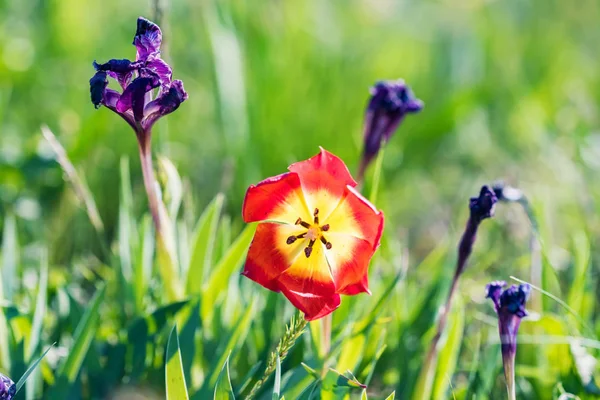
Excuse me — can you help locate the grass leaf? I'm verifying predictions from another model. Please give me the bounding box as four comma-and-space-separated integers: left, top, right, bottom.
214, 355, 235, 400
166, 326, 190, 400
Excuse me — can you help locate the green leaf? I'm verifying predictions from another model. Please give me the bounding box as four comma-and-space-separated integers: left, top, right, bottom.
58, 284, 106, 382
384, 392, 395, 400
1, 212, 18, 301
158, 156, 184, 221
201, 224, 256, 322
272, 355, 281, 400
15, 344, 54, 394
166, 326, 190, 400
209, 297, 256, 386
25, 250, 48, 399
186, 193, 224, 294
432, 296, 465, 399
214, 355, 235, 400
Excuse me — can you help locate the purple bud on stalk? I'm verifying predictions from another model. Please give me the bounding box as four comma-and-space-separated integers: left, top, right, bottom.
358, 79, 423, 180
0, 372, 15, 400
486, 281, 531, 400
456, 185, 497, 276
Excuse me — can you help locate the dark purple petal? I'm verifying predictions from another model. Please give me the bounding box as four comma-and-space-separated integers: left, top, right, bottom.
0, 373, 15, 400
133, 17, 162, 61
499, 284, 531, 318
103, 88, 121, 109
93, 59, 140, 89
485, 281, 506, 312
117, 76, 160, 122
89, 71, 108, 109
142, 80, 188, 129
142, 56, 172, 87
469, 186, 498, 223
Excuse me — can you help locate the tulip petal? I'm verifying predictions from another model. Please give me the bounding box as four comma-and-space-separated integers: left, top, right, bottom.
242, 222, 306, 291
324, 185, 384, 249
288, 148, 358, 221
242, 172, 311, 224
276, 240, 336, 296
280, 288, 340, 321
324, 234, 373, 295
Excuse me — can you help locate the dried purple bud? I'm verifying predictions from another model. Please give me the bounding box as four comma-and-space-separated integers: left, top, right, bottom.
469, 185, 497, 223
116, 75, 161, 122
486, 281, 531, 400
89, 71, 109, 109
359, 79, 423, 178
0, 373, 15, 400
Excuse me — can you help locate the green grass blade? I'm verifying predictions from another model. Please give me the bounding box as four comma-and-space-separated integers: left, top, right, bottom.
166, 326, 190, 400
201, 224, 255, 322
433, 296, 465, 399
2, 212, 18, 301
15, 344, 54, 394
58, 284, 106, 382
186, 193, 224, 294
272, 355, 281, 400
209, 297, 256, 387
214, 355, 235, 400
25, 250, 48, 399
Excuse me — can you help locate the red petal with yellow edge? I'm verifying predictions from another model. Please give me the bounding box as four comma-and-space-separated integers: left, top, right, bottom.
324, 234, 373, 295
242, 172, 310, 224
323, 185, 384, 249
277, 241, 336, 297
280, 287, 341, 321
242, 222, 307, 292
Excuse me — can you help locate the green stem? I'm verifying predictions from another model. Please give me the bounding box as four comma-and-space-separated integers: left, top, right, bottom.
368, 143, 386, 204
245, 314, 308, 400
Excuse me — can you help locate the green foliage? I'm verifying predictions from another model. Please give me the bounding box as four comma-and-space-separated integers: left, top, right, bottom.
1, 0, 600, 399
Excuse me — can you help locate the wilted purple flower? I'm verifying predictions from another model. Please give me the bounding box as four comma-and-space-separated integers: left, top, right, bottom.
486, 281, 531, 400
0, 372, 15, 400
358, 79, 423, 180
89, 17, 188, 136
89, 17, 188, 234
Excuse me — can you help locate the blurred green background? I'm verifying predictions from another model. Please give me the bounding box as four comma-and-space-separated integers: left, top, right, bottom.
1, 0, 600, 399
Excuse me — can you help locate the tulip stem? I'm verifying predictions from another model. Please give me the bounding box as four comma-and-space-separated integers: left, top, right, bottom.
245, 313, 308, 400
368, 142, 386, 204
321, 314, 332, 356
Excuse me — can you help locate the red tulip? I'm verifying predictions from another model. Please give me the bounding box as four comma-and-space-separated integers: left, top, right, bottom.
242, 148, 384, 320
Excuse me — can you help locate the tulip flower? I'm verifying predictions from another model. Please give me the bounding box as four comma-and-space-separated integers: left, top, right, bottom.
89, 17, 187, 235
242, 148, 384, 320
358, 79, 423, 181
486, 281, 531, 400
0, 372, 15, 400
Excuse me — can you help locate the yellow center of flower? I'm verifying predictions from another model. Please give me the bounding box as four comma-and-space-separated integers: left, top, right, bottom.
286, 208, 333, 258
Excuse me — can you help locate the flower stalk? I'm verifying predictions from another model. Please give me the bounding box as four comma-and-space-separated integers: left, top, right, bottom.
418, 186, 497, 397
245, 314, 308, 400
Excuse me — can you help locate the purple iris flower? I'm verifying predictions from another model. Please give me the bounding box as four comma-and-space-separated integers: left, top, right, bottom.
0, 372, 15, 400
486, 281, 531, 400
89, 17, 188, 137
359, 79, 423, 180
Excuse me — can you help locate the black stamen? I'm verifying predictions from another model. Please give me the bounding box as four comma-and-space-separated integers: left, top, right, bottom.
320, 236, 333, 249
321, 224, 329, 231
295, 218, 302, 225
313, 208, 319, 224
286, 236, 297, 244
304, 240, 315, 258
300, 221, 310, 228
